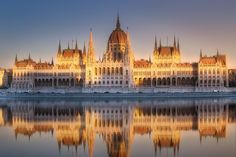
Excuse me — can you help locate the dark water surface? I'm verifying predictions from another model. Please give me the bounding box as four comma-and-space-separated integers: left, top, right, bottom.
0, 98, 236, 157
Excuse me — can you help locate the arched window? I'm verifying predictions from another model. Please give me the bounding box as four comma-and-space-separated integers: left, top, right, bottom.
116, 67, 119, 75
107, 67, 110, 75
111, 67, 114, 75
120, 67, 123, 75
103, 67, 106, 75
95, 68, 97, 75
99, 68, 101, 75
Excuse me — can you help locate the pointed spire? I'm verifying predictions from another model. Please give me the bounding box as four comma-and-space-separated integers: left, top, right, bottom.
217, 49, 219, 56
88, 29, 94, 54
58, 40, 62, 54
174, 36, 176, 47
154, 36, 158, 50
39, 58, 41, 63
75, 40, 78, 50
51, 57, 54, 65
88, 29, 95, 63
177, 39, 180, 49
116, 13, 121, 29
15, 54, 18, 63
83, 41, 86, 55
159, 39, 162, 48
149, 56, 151, 63
200, 49, 203, 58
28, 53, 31, 60
67, 42, 70, 49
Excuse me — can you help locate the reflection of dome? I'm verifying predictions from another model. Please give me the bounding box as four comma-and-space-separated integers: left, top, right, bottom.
108, 16, 127, 44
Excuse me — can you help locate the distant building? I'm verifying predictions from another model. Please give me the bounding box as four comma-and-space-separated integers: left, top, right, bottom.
11, 16, 229, 90
0, 68, 9, 88
228, 69, 236, 87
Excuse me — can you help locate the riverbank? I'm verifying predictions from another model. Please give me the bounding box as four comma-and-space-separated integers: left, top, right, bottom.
0, 91, 236, 100
0, 87, 236, 99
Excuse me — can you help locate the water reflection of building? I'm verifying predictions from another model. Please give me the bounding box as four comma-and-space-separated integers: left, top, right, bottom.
0, 99, 236, 157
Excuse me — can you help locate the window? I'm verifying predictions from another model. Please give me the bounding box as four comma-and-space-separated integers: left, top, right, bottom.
95, 68, 97, 75
120, 67, 123, 75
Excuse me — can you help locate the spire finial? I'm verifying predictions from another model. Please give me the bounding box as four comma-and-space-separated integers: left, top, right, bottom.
83, 41, 86, 55
174, 35, 176, 47
177, 39, 180, 49
154, 36, 158, 50
159, 39, 162, 48
116, 13, 121, 29
51, 57, 54, 65
15, 54, 18, 63
75, 40, 78, 50
200, 49, 203, 58
58, 40, 62, 54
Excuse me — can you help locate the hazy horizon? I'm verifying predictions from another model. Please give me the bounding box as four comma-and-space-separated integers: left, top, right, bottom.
0, 0, 236, 68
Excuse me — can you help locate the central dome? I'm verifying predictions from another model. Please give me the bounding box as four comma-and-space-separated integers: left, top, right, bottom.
108, 16, 127, 44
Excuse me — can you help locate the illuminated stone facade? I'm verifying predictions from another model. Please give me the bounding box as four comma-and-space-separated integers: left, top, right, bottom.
11, 16, 229, 91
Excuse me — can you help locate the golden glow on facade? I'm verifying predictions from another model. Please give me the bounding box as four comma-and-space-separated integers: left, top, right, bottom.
11, 16, 229, 90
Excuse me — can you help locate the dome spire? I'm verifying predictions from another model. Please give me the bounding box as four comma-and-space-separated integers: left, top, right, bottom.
116, 13, 121, 29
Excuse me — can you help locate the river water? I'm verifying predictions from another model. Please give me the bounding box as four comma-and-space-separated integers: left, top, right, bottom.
0, 98, 235, 157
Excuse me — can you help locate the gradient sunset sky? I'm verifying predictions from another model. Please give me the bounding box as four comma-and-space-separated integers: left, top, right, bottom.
0, 0, 236, 68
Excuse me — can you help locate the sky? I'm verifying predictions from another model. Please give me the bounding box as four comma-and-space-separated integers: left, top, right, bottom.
0, 0, 236, 68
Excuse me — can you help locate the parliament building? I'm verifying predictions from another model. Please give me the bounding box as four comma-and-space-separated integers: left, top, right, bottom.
11, 16, 229, 91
